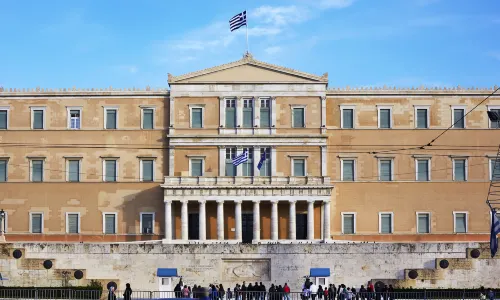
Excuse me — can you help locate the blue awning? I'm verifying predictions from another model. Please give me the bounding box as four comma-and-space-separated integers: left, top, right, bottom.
310, 268, 330, 277
157, 268, 178, 277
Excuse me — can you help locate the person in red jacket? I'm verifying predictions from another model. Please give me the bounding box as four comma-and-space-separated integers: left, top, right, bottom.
283, 283, 291, 300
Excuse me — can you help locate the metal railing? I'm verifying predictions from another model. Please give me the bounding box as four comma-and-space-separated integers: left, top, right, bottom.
0, 289, 102, 299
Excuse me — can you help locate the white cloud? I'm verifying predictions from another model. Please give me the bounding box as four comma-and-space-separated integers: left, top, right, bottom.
251, 5, 310, 26
317, 0, 355, 9
265, 46, 282, 55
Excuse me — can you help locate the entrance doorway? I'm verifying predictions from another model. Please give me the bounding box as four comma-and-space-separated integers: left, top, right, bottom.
242, 213, 254, 243
188, 213, 199, 240
296, 213, 308, 240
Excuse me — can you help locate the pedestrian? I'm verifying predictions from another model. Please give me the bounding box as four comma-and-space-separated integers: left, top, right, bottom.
277, 285, 284, 300
346, 288, 353, 300
310, 281, 318, 300
359, 286, 367, 300
227, 288, 233, 300
487, 289, 495, 300
318, 285, 324, 300
219, 285, 226, 300
183, 285, 190, 298
329, 285, 335, 300
351, 288, 357, 300
480, 287, 486, 300
284, 283, 291, 300
108, 286, 117, 300
259, 282, 266, 300
241, 282, 247, 300
367, 282, 374, 300
248, 283, 254, 300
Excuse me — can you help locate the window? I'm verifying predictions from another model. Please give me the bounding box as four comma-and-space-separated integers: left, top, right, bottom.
379, 213, 393, 234
103, 159, 118, 182
242, 98, 254, 128
67, 159, 80, 182
342, 213, 356, 234
490, 159, 500, 181
341, 106, 354, 129
242, 148, 253, 176
67, 107, 81, 130
31, 107, 45, 129
0, 159, 7, 182
104, 108, 118, 129
141, 213, 154, 234
488, 107, 500, 128
292, 107, 305, 128
103, 213, 117, 234
416, 159, 430, 181
341, 159, 355, 181
142, 108, 154, 129
189, 158, 204, 177
417, 213, 430, 234
454, 212, 468, 233
0, 107, 8, 129
66, 213, 80, 234
141, 159, 154, 182
292, 158, 306, 176
452, 107, 465, 129
259, 148, 271, 176
225, 148, 237, 176
415, 107, 429, 129
377, 106, 392, 129
260, 98, 271, 128
30, 159, 44, 182
190, 107, 203, 128
30, 213, 43, 234
379, 159, 393, 181
225, 99, 236, 128
453, 158, 467, 181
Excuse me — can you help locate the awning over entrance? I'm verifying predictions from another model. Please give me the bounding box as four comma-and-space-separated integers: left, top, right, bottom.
310, 268, 330, 277
157, 268, 178, 277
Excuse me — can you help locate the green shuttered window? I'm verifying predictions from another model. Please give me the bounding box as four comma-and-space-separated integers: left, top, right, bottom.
0, 110, 7, 129
342, 160, 354, 181
379, 160, 392, 181
243, 99, 253, 128
418, 213, 430, 233
31, 160, 43, 182
491, 159, 500, 181
293, 159, 305, 176
417, 159, 430, 181
190, 159, 203, 177
416, 109, 428, 128
191, 108, 203, 128
67, 213, 79, 234
342, 109, 354, 129
225, 99, 236, 128
453, 109, 465, 128
380, 213, 392, 234
106, 109, 117, 129
105, 160, 117, 182
0, 160, 6, 182
454, 159, 466, 181
31, 213, 42, 233
141, 213, 154, 234
33, 110, 44, 129
242, 148, 253, 176
225, 148, 236, 176
490, 109, 500, 128
142, 160, 154, 181
292, 108, 305, 128
260, 99, 270, 128
142, 109, 154, 129
455, 213, 467, 233
68, 160, 80, 182
343, 214, 355, 234
379, 109, 391, 128
104, 214, 116, 234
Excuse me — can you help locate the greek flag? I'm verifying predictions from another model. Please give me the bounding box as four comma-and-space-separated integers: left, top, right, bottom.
232, 150, 248, 166
257, 151, 266, 170
491, 209, 500, 257
229, 11, 247, 32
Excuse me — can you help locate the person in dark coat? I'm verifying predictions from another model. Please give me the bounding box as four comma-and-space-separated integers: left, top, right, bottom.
108, 286, 117, 300
241, 282, 247, 300
123, 283, 132, 300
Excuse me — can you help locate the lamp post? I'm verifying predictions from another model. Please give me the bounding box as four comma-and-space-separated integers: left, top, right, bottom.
0, 209, 5, 243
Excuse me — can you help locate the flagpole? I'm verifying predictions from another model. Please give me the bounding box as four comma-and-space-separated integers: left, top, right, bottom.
245, 9, 249, 54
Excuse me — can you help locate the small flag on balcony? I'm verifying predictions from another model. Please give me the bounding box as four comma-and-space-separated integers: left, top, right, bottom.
491, 208, 500, 257
257, 151, 266, 170
232, 150, 248, 166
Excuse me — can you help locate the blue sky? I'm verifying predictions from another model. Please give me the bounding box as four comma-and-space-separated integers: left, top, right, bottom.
0, 0, 499, 89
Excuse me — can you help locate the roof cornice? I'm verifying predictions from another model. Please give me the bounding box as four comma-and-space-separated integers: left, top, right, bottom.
327, 85, 499, 96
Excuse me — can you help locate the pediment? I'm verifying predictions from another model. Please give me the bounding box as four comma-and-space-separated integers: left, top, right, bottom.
168, 53, 328, 84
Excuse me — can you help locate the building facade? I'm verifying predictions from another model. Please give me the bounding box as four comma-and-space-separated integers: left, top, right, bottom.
1, 53, 499, 243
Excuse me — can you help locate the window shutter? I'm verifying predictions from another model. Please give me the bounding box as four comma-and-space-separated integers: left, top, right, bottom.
0, 110, 7, 129
243, 109, 253, 128
343, 160, 354, 181
105, 160, 117, 182
142, 214, 153, 234
491, 109, 500, 128
379, 109, 390, 128
0, 160, 6, 182
31, 214, 42, 233
454, 160, 466, 181
226, 108, 236, 128
293, 159, 305, 176
381, 214, 392, 233
342, 109, 353, 128
142, 160, 153, 181
491, 160, 500, 181
417, 109, 428, 128
191, 159, 202, 176
105, 214, 115, 234
454, 109, 465, 128
417, 160, 429, 181
225, 162, 236, 176
32, 160, 43, 182
455, 213, 466, 233
418, 214, 429, 233
106, 110, 117, 129
260, 108, 270, 127
33, 110, 44, 129
68, 214, 78, 233
143, 109, 154, 129
293, 108, 305, 128
380, 160, 391, 181
343, 214, 354, 234
68, 160, 79, 182
191, 108, 202, 128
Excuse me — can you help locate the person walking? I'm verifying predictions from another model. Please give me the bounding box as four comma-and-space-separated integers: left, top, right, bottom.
108, 286, 117, 300
283, 283, 291, 300
183, 285, 190, 298
318, 285, 324, 300
123, 283, 132, 300
310, 282, 318, 300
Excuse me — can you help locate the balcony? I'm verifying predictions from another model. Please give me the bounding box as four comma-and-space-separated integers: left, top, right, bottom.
162, 176, 332, 187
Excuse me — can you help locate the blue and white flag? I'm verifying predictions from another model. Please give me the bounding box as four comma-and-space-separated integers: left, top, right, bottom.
229, 11, 247, 32
257, 151, 266, 170
491, 209, 500, 257
232, 150, 248, 166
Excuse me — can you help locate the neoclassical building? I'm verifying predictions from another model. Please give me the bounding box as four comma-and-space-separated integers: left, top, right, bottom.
0, 53, 499, 243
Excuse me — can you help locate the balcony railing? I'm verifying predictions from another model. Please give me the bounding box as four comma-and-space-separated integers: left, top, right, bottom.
162, 176, 331, 186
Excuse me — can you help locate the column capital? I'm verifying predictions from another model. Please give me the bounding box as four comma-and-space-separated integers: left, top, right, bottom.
252, 199, 261, 204
218, 145, 226, 149
180, 199, 189, 204
216, 199, 225, 204
307, 199, 315, 203
323, 199, 331, 204
198, 199, 206, 204
288, 200, 297, 204
164, 198, 173, 204
234, 200, 243, 204
270, 199, 279, 204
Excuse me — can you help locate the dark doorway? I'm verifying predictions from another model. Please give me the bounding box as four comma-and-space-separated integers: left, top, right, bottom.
188, 213, 199, 240
296, 214, 308, 240
242, 213, 254, 243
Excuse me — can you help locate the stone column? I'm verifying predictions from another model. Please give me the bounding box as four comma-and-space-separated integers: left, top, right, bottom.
219, 146, 225, 176
235, 200, 242, 241
198, 200, 206, 241
323, 200, 331, 241
271, 200, 279, 241
271, 147, 277, 176
307, 200, 315, 240
289, 200, 296, 240
164, 198, 172, 241
181, 200, 188, 241
217, 200, 224, 240
253, 200, 261, 241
